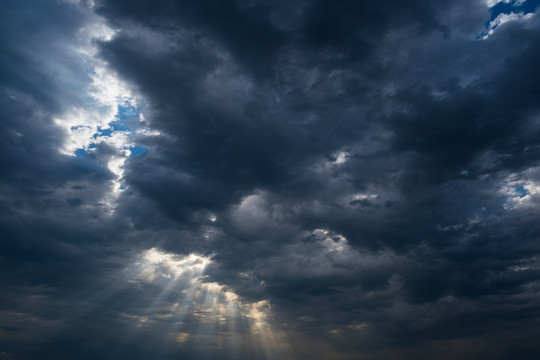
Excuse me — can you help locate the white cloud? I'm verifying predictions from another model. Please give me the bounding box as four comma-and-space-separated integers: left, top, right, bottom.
49, 3, 163, 209
484, 0, 513, 7
482, 11, 536, 39
500, 170, 540, 210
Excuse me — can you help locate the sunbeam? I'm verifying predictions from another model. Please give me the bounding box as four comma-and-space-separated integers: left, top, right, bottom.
6, 1, 540, 359
95, 248, 290, 360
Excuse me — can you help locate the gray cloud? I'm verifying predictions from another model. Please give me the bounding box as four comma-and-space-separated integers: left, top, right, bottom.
2, 0, 540, 359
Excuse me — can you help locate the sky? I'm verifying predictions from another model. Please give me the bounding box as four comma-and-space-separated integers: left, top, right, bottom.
1, 0, 540, 359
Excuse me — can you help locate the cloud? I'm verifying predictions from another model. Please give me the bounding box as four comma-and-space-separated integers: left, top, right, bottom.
2, 0, 540, 359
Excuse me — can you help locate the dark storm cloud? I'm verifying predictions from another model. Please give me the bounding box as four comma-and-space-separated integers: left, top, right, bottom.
95, 0, 540, 356
0, 0, 117, 282
0, 2, 138, 358
3, 0, 540, 359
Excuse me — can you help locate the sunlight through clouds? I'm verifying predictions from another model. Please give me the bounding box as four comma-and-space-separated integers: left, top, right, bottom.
116, 248, 289, 359
5, 0, 540, 358
51, 3, 157, 210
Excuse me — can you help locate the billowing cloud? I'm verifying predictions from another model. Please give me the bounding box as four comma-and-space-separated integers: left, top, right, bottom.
2, 0, 540, 359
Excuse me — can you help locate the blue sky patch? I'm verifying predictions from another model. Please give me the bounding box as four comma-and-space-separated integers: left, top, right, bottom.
490, 0, 540, 21
117, 100, 140, 121
515, 185, 529, 198
479, 0, 540, 38
94, 121, 132, 139
74, 148, 87, 159
129, 145, 148, 157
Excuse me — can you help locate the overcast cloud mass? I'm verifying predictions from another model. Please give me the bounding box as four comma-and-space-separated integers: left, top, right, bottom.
2, 0, 540, 359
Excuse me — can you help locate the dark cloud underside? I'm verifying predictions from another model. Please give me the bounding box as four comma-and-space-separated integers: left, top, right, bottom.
2, 0, 540, 359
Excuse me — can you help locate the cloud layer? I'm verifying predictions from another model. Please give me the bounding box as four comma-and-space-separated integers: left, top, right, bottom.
2, 0, 540, 359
